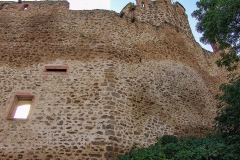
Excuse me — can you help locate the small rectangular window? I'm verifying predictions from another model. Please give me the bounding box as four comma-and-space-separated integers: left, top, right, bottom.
7, 94, 34, 120
46, 68, 67, 72
45, 65, 68, 73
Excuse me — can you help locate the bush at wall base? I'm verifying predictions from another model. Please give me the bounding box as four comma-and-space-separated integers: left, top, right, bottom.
118, 135, 240, 160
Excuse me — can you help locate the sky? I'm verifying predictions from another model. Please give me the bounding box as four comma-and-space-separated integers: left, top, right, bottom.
0, 0, 212, 51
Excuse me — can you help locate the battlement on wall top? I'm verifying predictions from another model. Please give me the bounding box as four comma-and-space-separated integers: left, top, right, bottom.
0, 0, 69, 11
119, 0, 191, 37
136, 0, 185, 12
0, 0, 186, 15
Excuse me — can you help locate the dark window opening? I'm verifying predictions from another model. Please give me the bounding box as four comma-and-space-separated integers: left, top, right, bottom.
131, 17, 136, 23
23, 4, 29, 10
120, 12, 124, 18
142, 2, 145, 7
46, 69, 67, 72
45, 65, 69, 73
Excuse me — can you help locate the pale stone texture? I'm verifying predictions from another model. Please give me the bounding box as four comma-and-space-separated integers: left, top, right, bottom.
0, 0, 227, 159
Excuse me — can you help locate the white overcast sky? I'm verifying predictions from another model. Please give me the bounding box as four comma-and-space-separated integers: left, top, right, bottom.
68, 0, 110, 10
0, 0, 212, 51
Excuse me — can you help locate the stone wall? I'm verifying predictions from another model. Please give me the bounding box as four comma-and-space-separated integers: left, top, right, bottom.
121, 0, 193, 38
0, 1, 227, 159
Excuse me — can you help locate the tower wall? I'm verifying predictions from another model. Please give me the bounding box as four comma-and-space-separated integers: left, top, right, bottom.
121, 0, 192, 38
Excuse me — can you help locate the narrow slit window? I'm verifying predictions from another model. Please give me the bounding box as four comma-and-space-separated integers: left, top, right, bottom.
46, 68, 67, 72
45, 65, 68, 73
142, 2, 145, 7
7, 94, 34, 120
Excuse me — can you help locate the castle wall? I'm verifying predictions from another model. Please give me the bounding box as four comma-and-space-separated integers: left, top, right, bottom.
121, 0, 193, 38
0, 1, 227, 160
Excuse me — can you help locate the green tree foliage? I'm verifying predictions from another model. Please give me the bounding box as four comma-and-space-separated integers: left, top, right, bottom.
118, 135, 240, 160
192, 0, 240, 71
216, 51, 239, 72
192, 0, 240, 142
215, 77, 240, 140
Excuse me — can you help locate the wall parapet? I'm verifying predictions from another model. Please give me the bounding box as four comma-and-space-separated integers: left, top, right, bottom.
120, 0, 194, 39
0, 1, 69, 12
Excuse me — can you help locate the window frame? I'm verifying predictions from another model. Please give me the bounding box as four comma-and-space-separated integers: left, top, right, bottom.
42, 65, 69, 79
45, 65, 69, 73
7, 93, 35, 120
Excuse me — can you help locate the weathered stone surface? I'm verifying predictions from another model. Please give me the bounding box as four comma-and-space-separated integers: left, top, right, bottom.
0, 0, 228, 160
